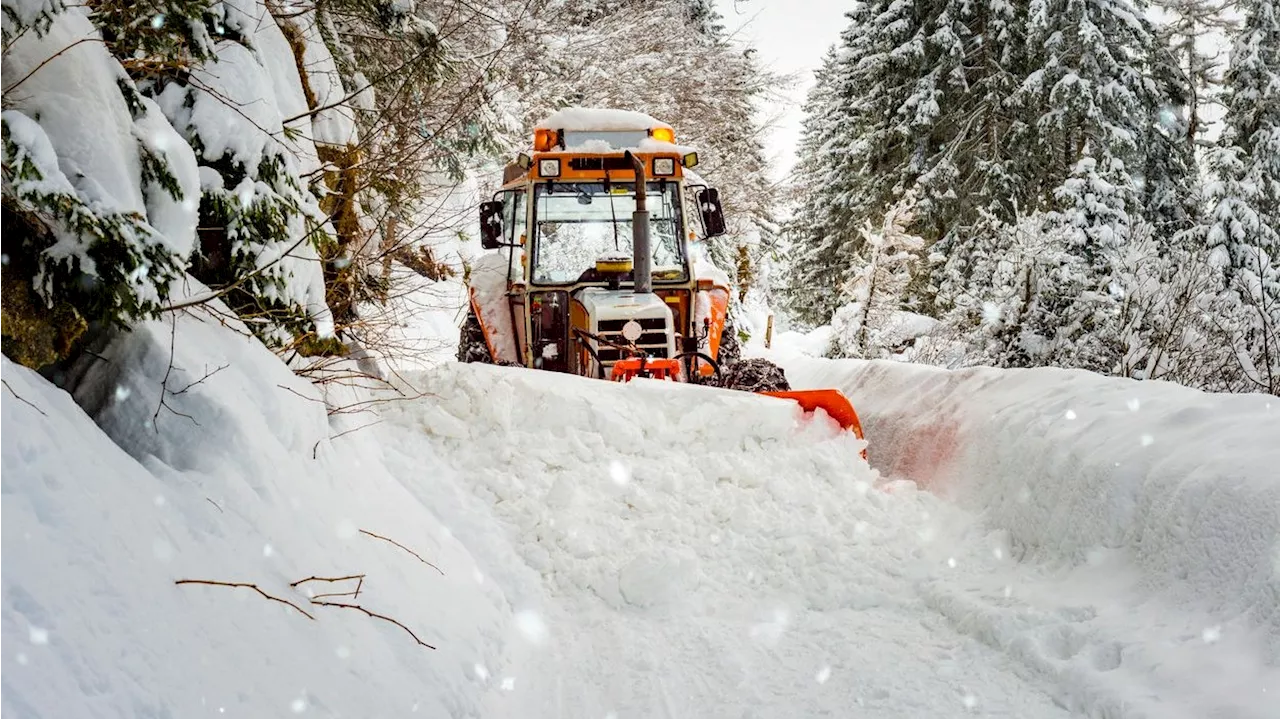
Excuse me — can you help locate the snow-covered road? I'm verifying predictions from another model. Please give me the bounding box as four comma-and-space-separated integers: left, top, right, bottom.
378, 365, 1070, 718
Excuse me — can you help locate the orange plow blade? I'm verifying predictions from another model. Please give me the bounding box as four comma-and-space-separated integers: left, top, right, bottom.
761, 389, 866, 458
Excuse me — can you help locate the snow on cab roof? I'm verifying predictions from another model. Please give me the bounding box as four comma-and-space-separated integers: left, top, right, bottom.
535, 107, 672, 132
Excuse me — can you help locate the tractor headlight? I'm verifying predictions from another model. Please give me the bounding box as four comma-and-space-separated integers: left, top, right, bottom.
653, 157, 676, 176
539, 158, 561, 177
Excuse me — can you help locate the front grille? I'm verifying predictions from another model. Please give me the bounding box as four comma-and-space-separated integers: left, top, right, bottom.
593, 316, 670, 364
598, 317, 666, 334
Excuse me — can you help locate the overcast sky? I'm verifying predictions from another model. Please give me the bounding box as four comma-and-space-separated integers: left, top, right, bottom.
713, 0, 850, 181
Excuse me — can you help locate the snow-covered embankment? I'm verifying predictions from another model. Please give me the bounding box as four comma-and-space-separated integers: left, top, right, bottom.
773, 349, 1280, 710
1, 299, 522, 717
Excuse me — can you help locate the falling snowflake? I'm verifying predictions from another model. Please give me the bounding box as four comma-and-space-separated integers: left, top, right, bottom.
150, 13, 165, 28
815, 665, 832, 684
947, 557, 957, 569
263, 544, 274, 558
290, 697, 307, 713
152, 538, 174, 562
335, 645, 351, 659
1127, 398, 1141, 411
1203, 626, 1222, 644
501, 677, 516, 691
1140, 434, 1153, 447
1065, 409, 1077, 420
992, 546, 1004, 560
514, 610, 549, 644
962, 692, 978, 709
115, 385, 132, 403
473, 663, 490, 681
609, 460, 631, 486
981, 302, 1001, 326
473, 569, 485, 585
1002, 585, 1013, 598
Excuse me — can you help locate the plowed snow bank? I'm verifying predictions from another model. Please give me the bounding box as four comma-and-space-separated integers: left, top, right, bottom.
775, 354, 1280, 657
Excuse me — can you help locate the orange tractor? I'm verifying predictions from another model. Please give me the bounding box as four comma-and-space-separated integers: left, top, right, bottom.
457, 108, 863, 441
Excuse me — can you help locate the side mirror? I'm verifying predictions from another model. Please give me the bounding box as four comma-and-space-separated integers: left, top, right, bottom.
696, 188, 726, 238
479, 200, 504, 249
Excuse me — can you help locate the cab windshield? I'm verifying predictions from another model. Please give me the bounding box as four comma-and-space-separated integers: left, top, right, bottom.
531, 181, 686, 284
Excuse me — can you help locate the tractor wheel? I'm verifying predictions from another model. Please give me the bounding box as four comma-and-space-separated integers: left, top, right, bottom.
457, 307, 493, 364
718, 318, 742, 367
714, 357, 791, 393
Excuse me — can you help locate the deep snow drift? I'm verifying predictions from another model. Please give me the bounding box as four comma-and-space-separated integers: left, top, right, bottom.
1, 301, 521, 718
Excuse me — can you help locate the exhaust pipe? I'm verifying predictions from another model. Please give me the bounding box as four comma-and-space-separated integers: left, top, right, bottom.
625, 150, 651, 294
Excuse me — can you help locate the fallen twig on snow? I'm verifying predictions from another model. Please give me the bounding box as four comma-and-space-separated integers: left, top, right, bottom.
2, 380, 48, 417
291, 574, 366, 600
174, 579, 315, 620
359, 529, 444, 575
310, 600, 436, 650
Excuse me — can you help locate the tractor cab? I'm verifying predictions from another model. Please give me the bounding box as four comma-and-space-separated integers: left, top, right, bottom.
465, 108, 733, 381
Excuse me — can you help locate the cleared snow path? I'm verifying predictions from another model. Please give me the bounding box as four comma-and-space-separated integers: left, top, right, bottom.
379, 364, 1077, 718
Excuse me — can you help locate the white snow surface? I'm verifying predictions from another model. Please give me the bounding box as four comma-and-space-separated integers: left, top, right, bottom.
2, 294, 514, 718
764, 345, 1280, 717
537, 106, 672, 131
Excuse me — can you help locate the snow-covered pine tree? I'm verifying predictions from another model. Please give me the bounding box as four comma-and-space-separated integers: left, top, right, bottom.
780, 47, 846, 327
781, 1, 928, 326
994, 0, 1167, 371
1, 0, 199, 368
1203, 0, 1280, 394
921, 0, 1031, 319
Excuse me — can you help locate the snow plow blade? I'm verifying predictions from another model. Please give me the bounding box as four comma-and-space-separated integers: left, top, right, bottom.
761, 389, 866, 455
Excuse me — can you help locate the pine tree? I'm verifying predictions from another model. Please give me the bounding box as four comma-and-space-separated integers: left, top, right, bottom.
780, 47, 844, 326
1204, 0, 1280, 394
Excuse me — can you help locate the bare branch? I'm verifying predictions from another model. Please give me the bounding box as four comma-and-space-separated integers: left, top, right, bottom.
175, 579, 316, 620
310, 600, 436, 650
290, 574, 366, 588
2, 379, 48, 417
172, 364, 230, 395
359, 529, 444, 576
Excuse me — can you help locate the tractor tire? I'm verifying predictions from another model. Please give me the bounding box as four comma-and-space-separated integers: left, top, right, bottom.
718, 318, 742, 367
457, 307, 493, 364
714, 357, 791, 393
